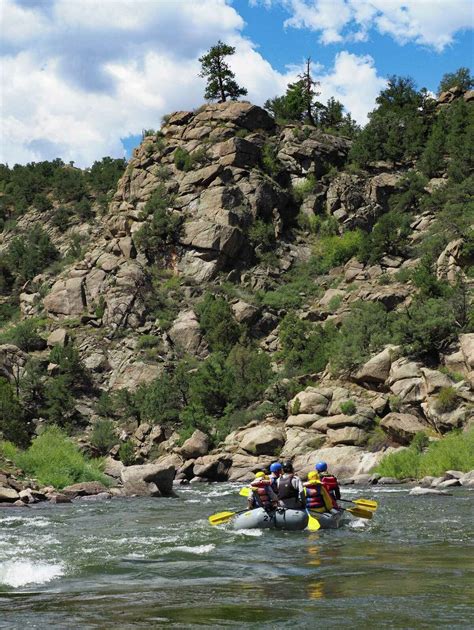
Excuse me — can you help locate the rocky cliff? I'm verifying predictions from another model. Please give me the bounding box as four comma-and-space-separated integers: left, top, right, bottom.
1, 92, 473, 492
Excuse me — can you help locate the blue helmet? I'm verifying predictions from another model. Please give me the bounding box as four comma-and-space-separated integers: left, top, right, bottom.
269, 462, 282, 473
315, 461, 327, 472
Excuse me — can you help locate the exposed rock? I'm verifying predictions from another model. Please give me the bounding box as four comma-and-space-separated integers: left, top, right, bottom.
409, 487, 451, 496
193, 454, 232, 480
420, 368, 453, 394
288, 387, 331, 415
0, 486, 20, 502
0, 344, 28, 382
120, 457, 176, 497
353, 346, 399, 384
326, 426, 368, 446
179, 430, 210, 459
62, 481, 109, 497
380, 412, 428, 445
227, 453, 274, 481
285, 413, 321, 428
44, 277, 86, 317
294, 446, 368, 479
47, 328, 69, 347
231, 300, 259, 324
168, 310, 208, 357
239, 422, 286, 456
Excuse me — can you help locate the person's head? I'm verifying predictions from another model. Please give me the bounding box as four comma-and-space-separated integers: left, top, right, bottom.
282, 461, 294, 474
308, 470, 320, 482
315, 461, 328, 473
255, 471, 266, 479
269, 462, 282, 475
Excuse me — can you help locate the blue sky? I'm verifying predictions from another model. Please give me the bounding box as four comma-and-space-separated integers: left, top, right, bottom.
1, 0, 473, 167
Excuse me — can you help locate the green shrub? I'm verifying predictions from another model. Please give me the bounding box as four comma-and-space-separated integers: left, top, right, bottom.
314, 229, 365, 273
329, 301, 393, 372
134, 186, 183, 261
0, 378, 28, 446
174, 147, 192, 171
435, 386, 459, 413
52, 206, 73, 231
10, 426, 109, 489
197, 293, 241, 354
340, 400, 356, 415
119, 440, 135, 466
439, 367, 464, 382
293, 175, 317, 203
6, 225, 59, 284
226, 344, 272, 407
279, 313, 336, 374
0, 319, 45, 351
328, 294, 343, 312
261, 142, 283, 178
389, 395, 402, 412
90, 419, 117, 455
376, 429, 474, 479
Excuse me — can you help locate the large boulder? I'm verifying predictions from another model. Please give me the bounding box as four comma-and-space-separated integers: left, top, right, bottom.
120, 457, 176, 497
280, 427, 325, 458
0, 486, 20, 502
226, 453, 274, 482
294, 445, 367, 479
239, 423, 286, 456
353, 346, 399, 384
179, 430, 210, 459
44, 277, 86, 317
380, 412, 428, 445
288, 387, 331, 415
192, 454, 232, 481
62, 481, 109, 497
326, 427, 368, 447
168, 310, 208, 357
0, 344, 28, 382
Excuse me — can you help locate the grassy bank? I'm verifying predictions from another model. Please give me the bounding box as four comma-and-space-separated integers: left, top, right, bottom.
376, 429, 474, 479
0, 426, 109, 489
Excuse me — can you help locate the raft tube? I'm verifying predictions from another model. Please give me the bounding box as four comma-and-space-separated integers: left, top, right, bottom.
310, 509, 345, 529
231, 507, 309, 531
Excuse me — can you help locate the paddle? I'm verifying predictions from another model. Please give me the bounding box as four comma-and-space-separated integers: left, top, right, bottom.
239, 487, 250, 497
208, 508, 248, 526
343, 506, 373, 519
339, 498, 378, 510
306, 510, 321, 531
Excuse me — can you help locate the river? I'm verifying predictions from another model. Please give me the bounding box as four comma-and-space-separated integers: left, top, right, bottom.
0, 483, 473, 629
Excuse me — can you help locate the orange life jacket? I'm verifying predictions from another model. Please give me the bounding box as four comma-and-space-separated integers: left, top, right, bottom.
250, 479, 273, 509
303, 481, 326, 510
321, 474, 340, 506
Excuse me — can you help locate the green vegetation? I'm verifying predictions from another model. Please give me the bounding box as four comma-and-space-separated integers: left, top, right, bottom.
438, 67, 473, 94
340, 400, 356, 415
196, 293, 241, 354
0, 426, 109, 489
435, 386, 459, 413
134, 185, 183, 262
0, 318, 46, 351
90, 419, 117, 455
376, 429, 474, 479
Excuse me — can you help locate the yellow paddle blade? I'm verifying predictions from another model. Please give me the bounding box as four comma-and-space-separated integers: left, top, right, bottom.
353, 498, 378, 510
239, 487, 250, 497
346, 506, 373, 519
208, 511, 236, 525
306, 512, 321, 531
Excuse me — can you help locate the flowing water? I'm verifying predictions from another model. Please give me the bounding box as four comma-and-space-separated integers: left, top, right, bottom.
0, 484, 473, 629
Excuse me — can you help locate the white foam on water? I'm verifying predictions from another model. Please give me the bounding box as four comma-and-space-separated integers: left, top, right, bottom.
0, 516, 52, 529
0, 560, 64, 588
173, 544, 215, 554
232, 528, 263, 537
348, 518, 367, 529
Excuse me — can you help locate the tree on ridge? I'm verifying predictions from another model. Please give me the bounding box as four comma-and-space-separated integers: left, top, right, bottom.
199, 41, 247, 103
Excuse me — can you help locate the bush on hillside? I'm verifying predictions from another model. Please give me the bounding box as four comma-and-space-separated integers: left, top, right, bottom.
0, 319, 45, 352
90, 419, 117, 455
197, 293, 241, 355
376, 429, 474, 479
0, 378, 28, 447
4, 426, 109, 489
6, 225, 59, 284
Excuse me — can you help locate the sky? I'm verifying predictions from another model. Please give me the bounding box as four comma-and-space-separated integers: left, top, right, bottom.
1, 0, 473, 167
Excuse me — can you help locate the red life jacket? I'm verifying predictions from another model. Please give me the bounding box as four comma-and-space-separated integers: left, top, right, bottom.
321, 474, 340, 506
303, 482, 326, 510
250, 479, 273, 509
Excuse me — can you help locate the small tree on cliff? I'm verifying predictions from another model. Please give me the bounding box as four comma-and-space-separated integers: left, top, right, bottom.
199, 41, 247, 103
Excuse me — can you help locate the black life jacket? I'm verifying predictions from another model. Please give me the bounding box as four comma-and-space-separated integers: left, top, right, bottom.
278, 476, 298, 500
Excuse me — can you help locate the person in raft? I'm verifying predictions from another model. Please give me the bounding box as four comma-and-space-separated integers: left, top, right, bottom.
268, 462, 282, 493
277, 461, 305, 509
315, 461, 341, 507
303, 471, 335, 513
247, 471, 278, 511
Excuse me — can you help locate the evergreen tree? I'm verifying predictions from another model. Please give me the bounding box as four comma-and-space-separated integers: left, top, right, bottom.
198, 41, 247, 103
298, 57, 320, 126
438, 67, 474, 94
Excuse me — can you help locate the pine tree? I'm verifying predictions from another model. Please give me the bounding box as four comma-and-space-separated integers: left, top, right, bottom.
298, 58, 320, 126
198, 41, 247, 103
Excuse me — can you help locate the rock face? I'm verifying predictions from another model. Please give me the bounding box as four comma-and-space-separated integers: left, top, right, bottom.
380, 413, 428, 445
120, 458, 176, 497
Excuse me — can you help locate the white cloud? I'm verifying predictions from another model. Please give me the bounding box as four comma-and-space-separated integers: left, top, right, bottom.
261, 0, 472, 51
1, 0, 386, 166
316, 52, 387, 124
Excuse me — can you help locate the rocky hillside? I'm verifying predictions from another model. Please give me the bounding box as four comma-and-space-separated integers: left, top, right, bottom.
0, 85, 473, 490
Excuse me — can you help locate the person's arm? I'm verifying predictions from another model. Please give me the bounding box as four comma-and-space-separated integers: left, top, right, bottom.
268, 485, 278, 506
294, 477, 305, 505
334, 477, 341, 500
